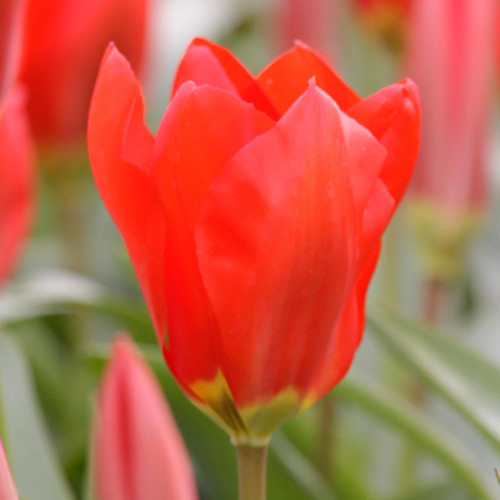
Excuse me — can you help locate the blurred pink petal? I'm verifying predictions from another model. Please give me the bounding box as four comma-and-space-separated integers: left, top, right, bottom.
274, 0, 338, 60
409, 0, 496, 214
0, 439, 18, 500
95, 336, 198, 500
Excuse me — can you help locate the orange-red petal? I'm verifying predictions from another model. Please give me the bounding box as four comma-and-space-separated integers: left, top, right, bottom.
313, 243, 381, 400
195, 84, 385, 406
257, 41, 361, 116
172, 38, 278, 119
88, 45, 167, 341
151, 82, 275, 389
0, 87, 34, 289
348, 78, 420, 210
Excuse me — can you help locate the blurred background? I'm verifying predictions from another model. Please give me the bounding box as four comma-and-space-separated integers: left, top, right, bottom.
1, 0, 500, 499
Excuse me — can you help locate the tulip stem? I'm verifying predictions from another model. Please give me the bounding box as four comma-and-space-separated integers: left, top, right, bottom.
236, 444, 268, 500
423, 278, 446, 324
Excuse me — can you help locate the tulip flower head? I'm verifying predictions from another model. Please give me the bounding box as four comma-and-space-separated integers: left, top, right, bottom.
408, 0, 496, 280
0, 87, 34, 289
94, 336, 198, 500
19, 0, 149, 148
88, 38, 420, 445
0, 439, 18, 500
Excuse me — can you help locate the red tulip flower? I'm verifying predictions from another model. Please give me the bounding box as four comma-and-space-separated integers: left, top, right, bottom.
0, 87, 34, 289
19, 0, 149, 148
408, 0, 496, 279
94, 336, 198, 500
88, 38, 419, 445
0, 439, 18, 500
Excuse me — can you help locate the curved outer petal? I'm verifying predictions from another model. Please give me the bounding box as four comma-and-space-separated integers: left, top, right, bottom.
172, 38, 279, 119
0, 439, 18, 500
195, 83, 386, 407
0, 87, 34, 289
20, 0, 149, 145
0, 0, 26, 101
312, 243, 380, 399
95, 336, 198, 500
88, 45, 168, 342
348, 78, 420, 211
257, 41, 360, 116
151, 82, 274, 391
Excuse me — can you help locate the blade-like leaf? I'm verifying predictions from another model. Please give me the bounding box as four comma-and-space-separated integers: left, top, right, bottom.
367, 303, 500, 453
0, 333, 75, 500
335, 377, 491, 500
0, 271, 153, 342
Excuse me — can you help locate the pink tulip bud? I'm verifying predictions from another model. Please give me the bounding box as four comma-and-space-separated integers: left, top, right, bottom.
407, 0, 496, 278
0, 439, 18, 500
94, 336, 198, 500
274, 0, 338, 60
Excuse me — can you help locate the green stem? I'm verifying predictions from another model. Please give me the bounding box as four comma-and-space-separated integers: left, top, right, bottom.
236, 444, 268, 500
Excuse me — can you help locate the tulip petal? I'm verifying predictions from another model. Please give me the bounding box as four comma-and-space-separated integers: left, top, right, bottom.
172, 38, 278, 119
95, 337, 198, 500
257, 41, 361, 116
151, 82, 274, 388
348, 78, 420, 209
313, 243, 381, 400
0, 439, 18, 500
0, 87, 34, 289
196, 84, 385, 406
88, 45, 168, 341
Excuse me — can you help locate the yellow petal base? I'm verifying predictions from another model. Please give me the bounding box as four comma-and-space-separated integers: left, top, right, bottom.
189, 370, 315, 446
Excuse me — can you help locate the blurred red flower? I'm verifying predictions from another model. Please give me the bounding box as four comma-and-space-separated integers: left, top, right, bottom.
352, 0, 411, 51
19, 0, 149, 148
408, 0, 496, 278
0, 438, 18, 500
94, 336, 198, 500
0, 0, 26, 101
274, 0, 338, 60
354, 0, 411, 13
0, 87, 34, 289
88, 39, 420, 444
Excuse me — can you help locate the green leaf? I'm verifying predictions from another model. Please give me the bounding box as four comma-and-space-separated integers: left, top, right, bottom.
0, 332, 75, 500
0, 270, 150, 330
335, 377, 491, 500
367, 303, 500, 454
270, 431, 336, 500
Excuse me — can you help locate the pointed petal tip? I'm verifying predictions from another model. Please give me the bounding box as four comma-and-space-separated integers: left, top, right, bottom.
99, 42, 135, 79
307, 75, 317, 87
111, 334, 135, 357
396, 77, 420, 106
